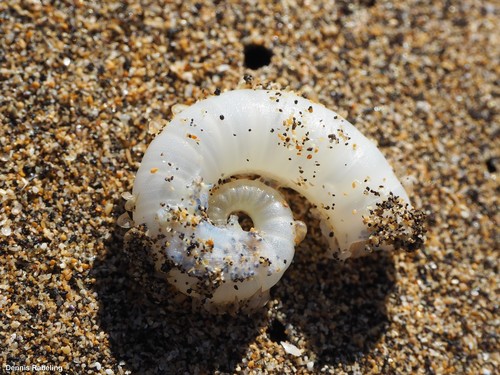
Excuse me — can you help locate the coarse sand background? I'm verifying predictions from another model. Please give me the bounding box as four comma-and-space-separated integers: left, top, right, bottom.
0, 0, 498, 374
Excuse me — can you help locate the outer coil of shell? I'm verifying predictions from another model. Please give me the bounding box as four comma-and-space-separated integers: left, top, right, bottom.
128, 89, 425, 309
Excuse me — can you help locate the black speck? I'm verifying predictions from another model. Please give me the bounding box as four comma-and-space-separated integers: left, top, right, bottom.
123, 58, 131, 71
269, 319, 288, 343
486, 157, 497, 173
243, 74, 253, 83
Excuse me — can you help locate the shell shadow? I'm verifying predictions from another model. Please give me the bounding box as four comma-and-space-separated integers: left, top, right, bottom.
93, 193, 395, 372
272, 215, 396, 367
92, 211, 266, 374
267, 187, 396, 366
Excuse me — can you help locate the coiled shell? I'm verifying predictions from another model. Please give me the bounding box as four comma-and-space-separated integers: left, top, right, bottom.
131, 89, 424, 308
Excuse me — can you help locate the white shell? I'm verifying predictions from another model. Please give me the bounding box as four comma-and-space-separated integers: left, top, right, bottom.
131, 89, 421, 307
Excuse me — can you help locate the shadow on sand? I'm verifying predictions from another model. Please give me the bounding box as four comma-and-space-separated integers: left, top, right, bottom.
92, 199, 395, 373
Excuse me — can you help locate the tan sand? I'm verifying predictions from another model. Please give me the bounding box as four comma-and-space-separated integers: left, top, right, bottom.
0, 0, 497, 373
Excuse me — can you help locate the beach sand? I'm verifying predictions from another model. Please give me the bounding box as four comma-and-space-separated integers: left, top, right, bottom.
1, 0, 498, 373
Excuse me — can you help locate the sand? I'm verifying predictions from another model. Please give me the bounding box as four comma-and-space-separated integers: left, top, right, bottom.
0, 0, 498, 374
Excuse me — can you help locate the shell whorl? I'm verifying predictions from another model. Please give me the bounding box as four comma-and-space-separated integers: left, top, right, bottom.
131, 89, 423, 307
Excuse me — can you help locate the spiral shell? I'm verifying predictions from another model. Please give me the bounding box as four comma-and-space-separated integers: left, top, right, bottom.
130, 89, 424, 308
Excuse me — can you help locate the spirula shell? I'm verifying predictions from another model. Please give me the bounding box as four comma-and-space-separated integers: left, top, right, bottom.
131, 89, 424, 308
